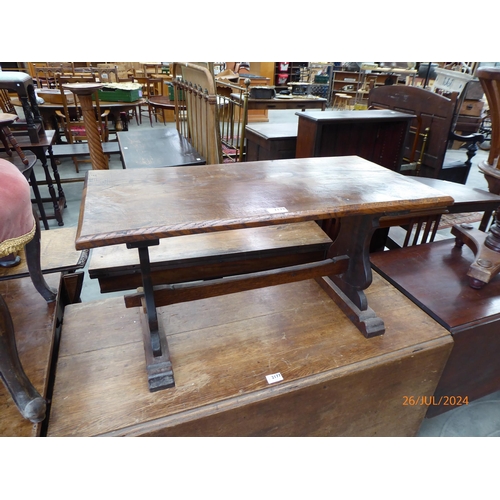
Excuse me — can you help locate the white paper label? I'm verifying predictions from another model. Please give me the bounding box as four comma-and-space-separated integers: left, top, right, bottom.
266, 207, 288, 214
266, 372, 284, 384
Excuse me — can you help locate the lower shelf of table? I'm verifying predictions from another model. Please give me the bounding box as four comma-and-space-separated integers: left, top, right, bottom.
47, 273, 452, 437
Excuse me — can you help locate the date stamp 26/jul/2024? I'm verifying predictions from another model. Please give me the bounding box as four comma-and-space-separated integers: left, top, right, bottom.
403, 395, 469, 407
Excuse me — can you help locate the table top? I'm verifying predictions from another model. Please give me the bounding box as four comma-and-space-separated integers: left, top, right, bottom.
117, 128, 206, 169
296, 109, 415, 123
371, 239, 500, 330
75, 156, 454, 250
231, 93, 327, 109
245, 121, 298, 140
13, 97, 146, 110
413, 177, 500, 212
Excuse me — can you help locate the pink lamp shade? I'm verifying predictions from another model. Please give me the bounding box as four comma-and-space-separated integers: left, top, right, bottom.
0, 158, 36, 257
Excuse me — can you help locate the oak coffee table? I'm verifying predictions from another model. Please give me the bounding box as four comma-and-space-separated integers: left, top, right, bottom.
76, 156, 453, 391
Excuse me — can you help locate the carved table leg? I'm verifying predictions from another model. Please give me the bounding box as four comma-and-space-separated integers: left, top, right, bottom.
0, 294, 46, 423
316, 214, 385, 338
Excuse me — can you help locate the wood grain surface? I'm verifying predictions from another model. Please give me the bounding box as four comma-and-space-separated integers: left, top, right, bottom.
0, 274, 61, 437
75, 156, 455, 250
47, 273, 452, 437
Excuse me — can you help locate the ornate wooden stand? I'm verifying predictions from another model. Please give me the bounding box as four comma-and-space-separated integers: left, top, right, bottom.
452, 67, 500, 289
62, 83, 108, 170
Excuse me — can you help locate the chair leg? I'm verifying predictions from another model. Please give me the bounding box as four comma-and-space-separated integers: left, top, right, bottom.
0, 294, 47, 423
25, 211, 58, 303
72, 155, 79, 173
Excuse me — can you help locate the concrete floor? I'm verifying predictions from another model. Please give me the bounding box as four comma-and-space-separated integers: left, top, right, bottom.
33, 108, 500, 437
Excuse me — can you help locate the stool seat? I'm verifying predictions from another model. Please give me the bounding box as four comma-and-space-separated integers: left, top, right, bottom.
0, 159, 35, 257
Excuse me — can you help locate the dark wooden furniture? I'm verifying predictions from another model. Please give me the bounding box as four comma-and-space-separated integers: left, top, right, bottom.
47, 272, 452, 437
22, 97, 147, 132
371, 177, 500, 252
0, 273, 61, 436
117, 128, 206, 168
0, 158, 58, 424
0, 227, 89, 305
414, 177, 500, 231
452, 67, 500, 288
371, 239, 500, 418
75, 157, 453, 391
245, 121, 298, 162
368, 85, 484, 183
231, 93, 327, 112
0, 130, 66, 229
0, 72, 45, 143
88, 222, 332, 293
295, 110, 413, 172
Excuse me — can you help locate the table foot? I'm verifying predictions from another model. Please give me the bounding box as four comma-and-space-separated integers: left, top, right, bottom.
451, 225, 500, 287
139, 310, 175, 391
316, 276, 385, 337
323, 213, 384, 336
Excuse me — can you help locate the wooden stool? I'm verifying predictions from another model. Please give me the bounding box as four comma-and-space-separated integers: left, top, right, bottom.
333, 93, 353, 110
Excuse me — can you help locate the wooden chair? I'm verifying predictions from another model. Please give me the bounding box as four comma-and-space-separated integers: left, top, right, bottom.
32, 64, 64, 89
0, 89, 16, 114
368, 85, 484, 184
91, 65, 120, 84
55, 86, 110, 172
146, 77, 172, 126
134, 77, 154, 126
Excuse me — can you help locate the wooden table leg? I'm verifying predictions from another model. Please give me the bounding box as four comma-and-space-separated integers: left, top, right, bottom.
127, 240, 174, 392
316, 214, 385, 338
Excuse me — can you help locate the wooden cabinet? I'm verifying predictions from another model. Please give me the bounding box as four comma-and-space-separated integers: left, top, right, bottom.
245, 122, 298, 161
295, 109, 413, 172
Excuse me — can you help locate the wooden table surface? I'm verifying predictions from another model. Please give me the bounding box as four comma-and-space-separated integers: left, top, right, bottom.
230, 93, 327, 111
117, 128, 206, 169
75, 156, 454, 250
